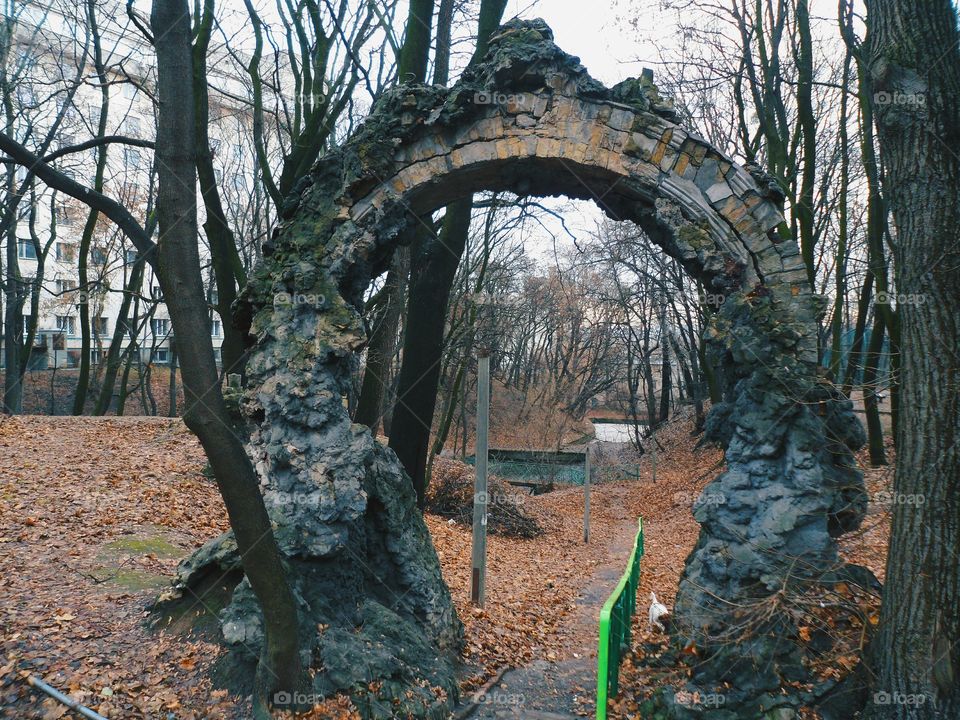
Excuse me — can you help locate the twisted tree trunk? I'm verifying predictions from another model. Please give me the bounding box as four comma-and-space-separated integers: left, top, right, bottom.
149, 3, 305, 715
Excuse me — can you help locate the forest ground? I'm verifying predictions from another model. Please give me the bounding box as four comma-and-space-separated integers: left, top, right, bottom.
0, 414, 892, 719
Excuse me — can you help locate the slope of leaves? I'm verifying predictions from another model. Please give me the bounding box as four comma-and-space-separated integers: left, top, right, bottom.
0, 414, 890, 719
0, 416, 652, 718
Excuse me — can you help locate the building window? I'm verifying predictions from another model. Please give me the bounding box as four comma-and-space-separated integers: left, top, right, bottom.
17, 239, 37, 259
125, 249, 139, 264
91, 349, 103, 364
122, 83, 138, 100
151, 285, 163, 300
91, 247, 108, 265
88, 103, 102, 127
151, 318, 170, 337
56, 315, 77, 336
21, 314, 31, 337
124, 116, 141, 137
55, 203, 72, 226
211, 319, 221, 337
154, 348, 169, 364
56, 242, 76, 263
94, 317, 109, 336
55, 278, 77, 296
124, 147, 143, 170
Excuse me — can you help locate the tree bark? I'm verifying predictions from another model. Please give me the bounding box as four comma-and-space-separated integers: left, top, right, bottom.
72, 0, 110, 416
93, 256, 146, 415
863, 0, 960, 716
386, 0, 509, 505
192, 0, 246, 378
397, 0, 435, 83
354, 247, 408, 434
389, 202, 471, 506
149, 2, 304, 714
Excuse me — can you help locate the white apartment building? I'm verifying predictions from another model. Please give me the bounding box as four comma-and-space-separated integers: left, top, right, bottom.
2, 1, 267, 371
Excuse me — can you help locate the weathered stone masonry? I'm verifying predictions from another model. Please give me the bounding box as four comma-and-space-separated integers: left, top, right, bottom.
170, 19, 866, 719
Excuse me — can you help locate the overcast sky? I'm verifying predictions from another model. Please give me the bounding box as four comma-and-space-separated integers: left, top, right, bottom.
513, 0, 662, 85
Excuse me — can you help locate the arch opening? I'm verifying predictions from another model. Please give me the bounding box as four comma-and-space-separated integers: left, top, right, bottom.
174, 18, 866, 718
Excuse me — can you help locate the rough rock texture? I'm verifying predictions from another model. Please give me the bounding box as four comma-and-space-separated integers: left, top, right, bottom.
668, 291, 867, 718
168, 19, 865, 718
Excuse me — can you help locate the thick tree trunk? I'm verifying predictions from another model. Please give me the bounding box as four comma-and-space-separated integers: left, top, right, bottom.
397, 0, 435, 83
862, 0, 960, 716
389, 200, 471, 505
380, 0, 506, 504
149, 2, 305, 714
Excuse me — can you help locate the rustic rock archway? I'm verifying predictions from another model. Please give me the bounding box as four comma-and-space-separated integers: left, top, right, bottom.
173, 19, 867, 718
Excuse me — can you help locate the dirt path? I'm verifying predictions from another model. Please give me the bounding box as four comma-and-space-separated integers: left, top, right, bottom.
458, 487, 641, 719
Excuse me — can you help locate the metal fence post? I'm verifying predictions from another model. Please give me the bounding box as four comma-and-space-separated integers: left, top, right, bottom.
583, 442, 591, 543
470, 352, 490, 606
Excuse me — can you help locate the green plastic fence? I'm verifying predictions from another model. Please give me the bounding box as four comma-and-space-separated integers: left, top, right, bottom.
596, 517, 644, 720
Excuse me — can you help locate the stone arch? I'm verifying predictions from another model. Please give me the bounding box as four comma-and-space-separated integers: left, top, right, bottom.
177, 19, 866, 718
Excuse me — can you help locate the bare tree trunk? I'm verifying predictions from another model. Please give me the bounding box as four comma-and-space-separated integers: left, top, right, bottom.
72, 0, 110, 416
149, 2, 304, 714
354, 247, 408, 434
862, 312, 887, 466
380, 0, 506, 505
390, 203, 471, 505
862, 0, 960, 716
167, 343, 177, 418
94, 256, 145, 414
193, 0, 246, 378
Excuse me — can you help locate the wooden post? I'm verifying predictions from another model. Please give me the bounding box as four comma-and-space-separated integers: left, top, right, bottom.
470, 352, 490, 606
583, 442, 591, 543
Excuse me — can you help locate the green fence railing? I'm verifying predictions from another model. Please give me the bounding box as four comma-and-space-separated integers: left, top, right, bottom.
596, 517, 644, 720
